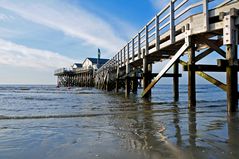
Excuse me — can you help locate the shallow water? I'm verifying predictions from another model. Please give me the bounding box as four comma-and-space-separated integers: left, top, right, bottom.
0, 85, 238, 159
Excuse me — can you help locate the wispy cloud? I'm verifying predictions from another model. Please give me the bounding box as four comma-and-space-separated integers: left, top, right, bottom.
0, 38, 75, 70
150, 0, 170, 10
0, 0, 129, 54
0, 13, 14, 21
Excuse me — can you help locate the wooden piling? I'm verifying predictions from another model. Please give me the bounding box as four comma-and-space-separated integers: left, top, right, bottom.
125, 64, 131, 97
188, 44, 196, 109
223, 13, 238, 112
226, 44, 238, 112
116, 67, 120, 92
173, 61, 179, 101
125, 43, 131, 97
143, 55, 152, 98
132, 68, 138, 94
125, 77, 131, 97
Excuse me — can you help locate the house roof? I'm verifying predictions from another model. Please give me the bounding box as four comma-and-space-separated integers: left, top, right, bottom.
72, 63, 82, 67
86, 58, 109, 65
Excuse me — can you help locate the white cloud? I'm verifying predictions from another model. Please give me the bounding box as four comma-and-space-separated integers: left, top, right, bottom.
0, 38, 75, 70
0, 0, 128, 55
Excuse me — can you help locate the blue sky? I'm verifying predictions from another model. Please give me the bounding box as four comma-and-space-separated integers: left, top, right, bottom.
0, 0, 228, 84
0, 0, 161, 84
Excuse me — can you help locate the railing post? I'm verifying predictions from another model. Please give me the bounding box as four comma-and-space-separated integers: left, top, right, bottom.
117, 52, 120, 68
155, 15, 160, 50
111, 57, 114, 69
127, 42, 130, 63
138, 33, 141, 59
203, 0, 209, 32
120, 50, 123, 67
132, 39, 135, 62
170, 0, 175, 44
145, 26, 149, 55
113, 58, 115, 68
124, 46, 126, 66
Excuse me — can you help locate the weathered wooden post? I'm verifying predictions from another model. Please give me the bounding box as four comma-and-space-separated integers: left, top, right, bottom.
74, 75, 76, 86
82, 73, 85, 87
143, 49, 151, 98
116, 66, 120, 93
98, 73, 100, 89
223, 12, 238, 112
101, 71, 104, 90
173, 60, 179, 101
132, 68, 138, 94
125, 75, 130, 97
106, 71, 109, 91
125, 43, 131, 97
67, 75, 70, 87
188, 40, 196, 109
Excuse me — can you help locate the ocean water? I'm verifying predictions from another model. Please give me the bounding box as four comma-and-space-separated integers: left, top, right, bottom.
0, 85, 238, 159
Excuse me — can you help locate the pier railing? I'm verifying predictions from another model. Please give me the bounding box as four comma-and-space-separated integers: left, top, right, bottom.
96, 0, 234, 74
55, 67, 94, 75
74, 67, 94, 73
54, 68, 72, 75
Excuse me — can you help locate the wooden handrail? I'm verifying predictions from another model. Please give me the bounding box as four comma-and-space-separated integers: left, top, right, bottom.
96, 0, 230, 74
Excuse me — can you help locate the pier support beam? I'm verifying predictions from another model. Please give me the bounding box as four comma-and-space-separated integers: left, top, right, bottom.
226, 44, 238, 112
132, 69, 138, 94
125, 76, 131, 97
188, 44, 196, 109
224, 13, 238, 112
116, 67, 120, 93
125, 63, 131, 97
125, 44, 131, 97
143, 56, 152, 98
173, 60, 179, 101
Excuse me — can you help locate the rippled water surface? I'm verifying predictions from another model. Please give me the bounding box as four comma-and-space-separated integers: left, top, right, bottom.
0, 85, 238, 159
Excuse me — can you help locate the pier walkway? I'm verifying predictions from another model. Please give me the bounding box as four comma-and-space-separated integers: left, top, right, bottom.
94, 0, 239, 112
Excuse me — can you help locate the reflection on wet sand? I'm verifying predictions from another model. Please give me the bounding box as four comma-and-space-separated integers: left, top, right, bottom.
227, 113, 239, 158
110, 95, 239, 159
110, 99, 187, 158
188, 110, 197, 148
173, 104, 182, 147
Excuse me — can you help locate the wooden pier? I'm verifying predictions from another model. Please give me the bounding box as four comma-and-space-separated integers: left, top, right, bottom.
54, 67, 94, 87
55, 50, 109, 88
94, 0, 239, 112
